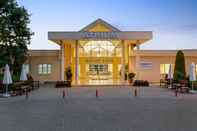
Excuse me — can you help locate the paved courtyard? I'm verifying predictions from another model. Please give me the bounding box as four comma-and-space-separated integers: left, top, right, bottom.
1, 84, 197, 131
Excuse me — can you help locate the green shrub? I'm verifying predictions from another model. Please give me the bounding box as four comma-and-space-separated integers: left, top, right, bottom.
0, 73, 20, 82
128, 73, 135, 79
0, 74, 3, 81
12, 74, 20, 82
128, 72, 136, 83
173, 50, 186, 81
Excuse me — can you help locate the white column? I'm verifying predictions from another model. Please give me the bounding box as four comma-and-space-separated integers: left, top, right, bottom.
121, 40, 125, 83
61, 44, 65, 81
135, 44, 140, 80
75, 40, 79, 84
128, 44, 131, 72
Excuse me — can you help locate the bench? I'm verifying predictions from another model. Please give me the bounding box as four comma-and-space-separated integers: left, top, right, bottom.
11, 82, 31, 96
160, 79, 168, 88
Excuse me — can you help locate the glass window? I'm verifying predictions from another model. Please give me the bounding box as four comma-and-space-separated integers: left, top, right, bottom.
43, 64, 47, 74
38, 64, 42, 74
196, 64, 197, 75
160, 64, 170, 74
140, 62, 152, 69
118, 64, 122, 72
108, 64, 112, 73
38, 64, 52, 75
47, 64, 52, 74
88, 64, 109, 74
82, 41, 121, 57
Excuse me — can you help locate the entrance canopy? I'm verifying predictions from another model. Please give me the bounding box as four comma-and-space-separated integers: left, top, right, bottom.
48, 19, 152, 45
47, 19, 153, 85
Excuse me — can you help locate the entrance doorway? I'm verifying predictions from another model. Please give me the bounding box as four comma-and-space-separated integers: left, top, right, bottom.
87, 64, 112, 80
78, 40, 122, 85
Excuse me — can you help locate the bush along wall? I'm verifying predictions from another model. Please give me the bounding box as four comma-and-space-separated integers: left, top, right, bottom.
133, 80, 149, 86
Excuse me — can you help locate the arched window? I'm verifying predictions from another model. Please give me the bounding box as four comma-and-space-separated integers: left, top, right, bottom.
83, 41, 116, 57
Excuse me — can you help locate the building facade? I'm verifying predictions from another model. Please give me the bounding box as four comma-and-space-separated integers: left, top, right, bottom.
27, 19, 197, 85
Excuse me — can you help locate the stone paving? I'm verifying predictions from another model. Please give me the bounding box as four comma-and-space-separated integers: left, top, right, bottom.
0, 84, 197, 131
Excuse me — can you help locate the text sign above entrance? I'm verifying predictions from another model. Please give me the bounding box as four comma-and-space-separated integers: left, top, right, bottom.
85, 58, 113, 63
82, 32, 118, 39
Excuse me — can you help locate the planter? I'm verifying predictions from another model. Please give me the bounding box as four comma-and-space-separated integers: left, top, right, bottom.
133, 80, 149, 86
128, 79, 133, 84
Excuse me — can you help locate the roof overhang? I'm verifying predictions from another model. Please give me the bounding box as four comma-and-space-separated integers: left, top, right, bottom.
28, 50, 60, 57
48, 31, 152, 43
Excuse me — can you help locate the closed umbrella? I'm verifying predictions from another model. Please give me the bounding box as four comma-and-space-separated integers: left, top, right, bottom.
20, 64, 27, 81
189, 63, 197, 93
168, 64, 173, 79
168, 64, 173, 88
3, 64, 13, 97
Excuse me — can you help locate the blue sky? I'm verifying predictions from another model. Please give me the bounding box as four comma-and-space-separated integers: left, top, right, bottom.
17, 0, 197, 50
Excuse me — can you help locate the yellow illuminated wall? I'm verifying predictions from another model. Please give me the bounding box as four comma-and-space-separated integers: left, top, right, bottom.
87, 23, 111, 32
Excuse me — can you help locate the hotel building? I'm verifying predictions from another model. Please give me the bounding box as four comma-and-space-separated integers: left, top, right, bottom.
26, 19, 197, 85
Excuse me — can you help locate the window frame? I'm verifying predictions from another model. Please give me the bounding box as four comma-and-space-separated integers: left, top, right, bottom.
38, 64, 52, 75
140, 62, 153, 70
195, 64, 197, 75
160, 64, 171, 75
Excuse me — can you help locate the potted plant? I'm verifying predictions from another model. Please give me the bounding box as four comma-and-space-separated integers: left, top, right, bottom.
128, 72, 135, 83
128, 72, 135, 84
65, 66, 72, 87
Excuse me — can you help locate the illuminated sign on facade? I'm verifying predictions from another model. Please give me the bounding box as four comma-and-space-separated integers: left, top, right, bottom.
85, 58, 113, 63
82, 32, 118, 39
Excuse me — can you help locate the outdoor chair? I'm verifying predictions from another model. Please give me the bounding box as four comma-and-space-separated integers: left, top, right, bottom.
160, 79, 168, 88
172, 80, 179, 89
32, 80, 40, 89
26, 80, 39, 90
179, 80, 189, 93
166, 78, 173, 88
26, 74, 40, 90
11, 82, 31, 96
172, 80, 189, 93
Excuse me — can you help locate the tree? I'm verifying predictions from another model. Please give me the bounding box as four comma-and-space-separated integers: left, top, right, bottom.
0, 0, 33, 75
173, 50, 186, 81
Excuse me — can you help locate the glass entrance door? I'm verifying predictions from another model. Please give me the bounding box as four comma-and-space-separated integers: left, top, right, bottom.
78, 40, 122, 85
87, 64, 112, 80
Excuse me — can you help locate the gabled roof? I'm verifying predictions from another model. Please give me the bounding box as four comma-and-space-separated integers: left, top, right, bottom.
80, 18, 120, 32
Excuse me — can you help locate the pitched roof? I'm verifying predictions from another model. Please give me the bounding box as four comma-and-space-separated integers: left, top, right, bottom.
80, 18, 120, 32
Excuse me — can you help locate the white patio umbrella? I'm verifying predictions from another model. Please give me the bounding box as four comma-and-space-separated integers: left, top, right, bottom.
3, 64, 13, 97
168, 64, 173, 79
189, 62, 197, 93
167, 64, 173, 88
20, 64, 27, 81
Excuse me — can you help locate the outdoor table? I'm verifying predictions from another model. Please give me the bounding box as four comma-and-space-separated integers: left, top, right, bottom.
172, 83, 180, 89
